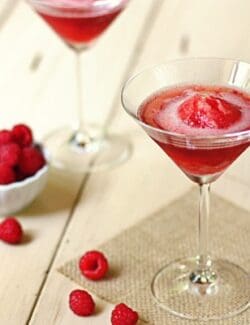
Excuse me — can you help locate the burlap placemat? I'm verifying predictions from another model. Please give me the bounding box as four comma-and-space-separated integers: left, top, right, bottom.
59, 189, 250, 324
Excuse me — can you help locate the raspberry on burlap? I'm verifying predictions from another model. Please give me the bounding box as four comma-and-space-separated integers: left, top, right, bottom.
111, 303, 139, 325
79, 250, 109, 281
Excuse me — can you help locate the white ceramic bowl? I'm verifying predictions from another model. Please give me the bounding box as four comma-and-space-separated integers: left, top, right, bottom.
0, 161, 49, 215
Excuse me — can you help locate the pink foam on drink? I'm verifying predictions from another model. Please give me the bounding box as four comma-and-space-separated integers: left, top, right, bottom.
140, 85, 250, 136
138, 85, 250, 180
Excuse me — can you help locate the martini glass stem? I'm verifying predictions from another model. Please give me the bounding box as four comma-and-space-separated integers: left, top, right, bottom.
198, 183, 210, 269
190, 183, 217, 285
74, 51, 91, 145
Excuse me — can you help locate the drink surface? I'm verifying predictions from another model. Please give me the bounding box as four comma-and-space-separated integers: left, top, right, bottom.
138, 85, 250, 180
34, 0, 126, 45
139, 85, 250, 136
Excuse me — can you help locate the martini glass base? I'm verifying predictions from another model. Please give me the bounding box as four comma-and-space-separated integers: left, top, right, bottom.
151, 257, 250, 321
43, 126, 132, 172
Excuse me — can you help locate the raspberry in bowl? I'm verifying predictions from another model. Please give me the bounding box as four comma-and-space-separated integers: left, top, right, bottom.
0, 124, 49, 215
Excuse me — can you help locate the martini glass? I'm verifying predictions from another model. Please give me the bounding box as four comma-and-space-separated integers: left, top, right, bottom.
28, 0, 131, 172
122, 58, 250, 321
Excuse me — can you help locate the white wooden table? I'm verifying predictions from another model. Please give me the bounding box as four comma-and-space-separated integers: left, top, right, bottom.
0, 1, 250, 324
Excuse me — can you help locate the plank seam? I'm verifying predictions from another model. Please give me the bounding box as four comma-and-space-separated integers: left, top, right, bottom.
103, 0, 165, 127
25, 174, 91, 325
0, 0, 20, 30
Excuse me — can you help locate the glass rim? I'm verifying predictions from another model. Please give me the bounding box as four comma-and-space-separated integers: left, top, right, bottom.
121, 57, 250, 143
27, 0, 128, 10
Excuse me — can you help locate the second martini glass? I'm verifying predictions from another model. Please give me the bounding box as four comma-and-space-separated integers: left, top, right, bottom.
122, 58, 250, 320
28, 0, 130, 172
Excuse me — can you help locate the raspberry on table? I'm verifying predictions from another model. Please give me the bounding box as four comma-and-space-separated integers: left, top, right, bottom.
19, 147, 46, 177
69, 289, 95, 316
0, 217, 23, 244
0, 130, 14, 146
12, 124, 33, 147
111, 303, 139, 325
79, 250, 109, 281
0, 143, 21, 167
0, 163, 16, 185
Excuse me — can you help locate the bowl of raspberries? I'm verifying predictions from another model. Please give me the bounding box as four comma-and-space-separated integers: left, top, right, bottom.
0, 124, 48, 214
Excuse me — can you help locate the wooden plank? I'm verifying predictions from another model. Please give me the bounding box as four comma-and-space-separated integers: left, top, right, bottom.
0, 2, 91, 324
0, 0, 69, 137
0, 168, 86, 325
134, 0, 250, 69
0, 2, 89, 325
0, 0, 19, 29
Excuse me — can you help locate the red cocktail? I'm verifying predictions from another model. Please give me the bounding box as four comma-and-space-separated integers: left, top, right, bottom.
27, 0, 130, 172
139, 85, 250, 181
122, 59, 250, 320
37, 1, 124, 48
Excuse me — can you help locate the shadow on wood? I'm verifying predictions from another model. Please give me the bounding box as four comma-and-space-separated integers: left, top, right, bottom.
20, 167, 84, 216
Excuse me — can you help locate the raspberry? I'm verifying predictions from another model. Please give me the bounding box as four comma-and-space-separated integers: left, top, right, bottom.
0, 143, 21, 167
0, 130, 14, 145
12, 124, 33, 147
79, 250, 109, 281
19, 147, 46, 177
0, 217, 23, 244
69, 289, 95, 316
0, 163, 16, 184
111, 303, 139, 325
178, 94, 242, 129
15, 168, 26, 182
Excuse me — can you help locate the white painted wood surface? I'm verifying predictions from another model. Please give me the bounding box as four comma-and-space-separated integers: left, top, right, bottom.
0, 1, 249, 324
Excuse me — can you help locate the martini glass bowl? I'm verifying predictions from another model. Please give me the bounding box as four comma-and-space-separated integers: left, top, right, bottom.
28, 0, 131, 172
122, 58, 250, 321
